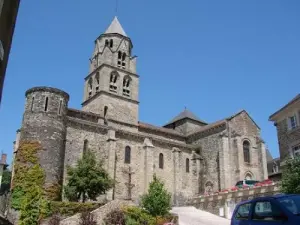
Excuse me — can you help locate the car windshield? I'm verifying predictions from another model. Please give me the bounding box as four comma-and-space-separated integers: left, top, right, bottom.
277, 195, 300, 215
245, 180, 258, 185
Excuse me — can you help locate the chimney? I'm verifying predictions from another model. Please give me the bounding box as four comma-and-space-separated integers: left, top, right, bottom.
0, 153, 7, 165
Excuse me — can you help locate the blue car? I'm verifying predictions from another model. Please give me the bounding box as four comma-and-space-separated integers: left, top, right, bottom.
231, 194, 300, 225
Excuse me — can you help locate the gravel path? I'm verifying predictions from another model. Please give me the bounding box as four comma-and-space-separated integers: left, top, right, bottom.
171, 207, 231, 225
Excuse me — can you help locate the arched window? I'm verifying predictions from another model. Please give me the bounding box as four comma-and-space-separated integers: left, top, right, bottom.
243, 140, 250, 163
186, 158, 190, 173
109, 39, 113, 48
105, 40, 109, 46
109, 71, 118, 92
83, 139, 88, 155
104, 106, 108, 117
44, 97, 48, 112
104, 106, 108, 125
125, 146, 131, 164
31, 97, 35, 112
122, 76, 131, 97
159, 153, 164, 169
88, 78, 93, 97
117, 51, 126, 69
95, 72, 100, 92
245, 172, 253, 180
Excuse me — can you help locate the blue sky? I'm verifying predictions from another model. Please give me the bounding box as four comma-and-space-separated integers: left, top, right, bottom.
1, 0, 300, 165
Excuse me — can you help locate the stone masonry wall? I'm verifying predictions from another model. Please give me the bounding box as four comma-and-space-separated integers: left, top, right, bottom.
276, 118, 300, 161
20, 87, 69, 189
63, 120, 108, 191
82, 92, 139, 125
192, 132, 222, 193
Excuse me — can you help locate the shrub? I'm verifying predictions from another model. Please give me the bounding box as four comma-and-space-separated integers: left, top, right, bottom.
50, 201, 103, 217
281, 156, 300, 194
64, 149, 114, 202
124, 216, 139, 225
122, 206, 156, 225
79, 211, 96, 225
140, 174, 172, 217
103, 209, 126, 225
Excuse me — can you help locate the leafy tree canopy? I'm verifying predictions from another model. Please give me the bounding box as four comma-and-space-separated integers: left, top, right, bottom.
64, 150, 114, 202
0, 169, 11, 194
281, 156, 300, 194
141, 174, 171, 217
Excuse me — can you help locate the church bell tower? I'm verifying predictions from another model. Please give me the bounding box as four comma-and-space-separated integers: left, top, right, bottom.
82, 17, 139, 125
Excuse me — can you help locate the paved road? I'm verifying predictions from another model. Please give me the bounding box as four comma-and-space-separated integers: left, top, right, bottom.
171, 207, 230, 225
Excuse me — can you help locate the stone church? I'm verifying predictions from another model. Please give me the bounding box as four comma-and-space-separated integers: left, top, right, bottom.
14, 17, 268, 204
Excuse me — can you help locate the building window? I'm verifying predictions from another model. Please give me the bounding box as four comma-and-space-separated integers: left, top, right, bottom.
272, 163, 278, 173
88, 78, 93, 97
243, 140, 250, 163
159, 153, 164, 169
104, 106, 108, 117
110, 39, 113, 48
44, 97, 49, 112
117, 51, 126, 69
105, 40, 109, 46
122, 76, 131, 97
109, 71, 118, 92
95, 72, 100, 92
125, 146, 131, 164
288, 115, 298, 130
83, 139, 88, 154
31, 97, 35, 112
245, 172, 253, 180
186, 158, 190, 173
293, 144, 300, 158
58, 100, 62, 115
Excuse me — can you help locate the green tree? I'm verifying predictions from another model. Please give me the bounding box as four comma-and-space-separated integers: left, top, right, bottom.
140, 174, 171, 217
0, 169, 11, 193
64, 150, 114, 202
281, 156, 300, 194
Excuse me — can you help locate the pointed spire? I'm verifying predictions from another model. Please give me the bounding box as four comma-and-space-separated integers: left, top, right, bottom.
105, 16, 127, 37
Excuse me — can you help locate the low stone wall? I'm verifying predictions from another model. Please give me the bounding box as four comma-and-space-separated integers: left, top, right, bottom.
58, 200, 134, 225
189, 183, 281, 219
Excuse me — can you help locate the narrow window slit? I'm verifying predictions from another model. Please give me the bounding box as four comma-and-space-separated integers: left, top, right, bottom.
58, 100, 62, 115
31, 97, 35, 112
44, 97, 48, 112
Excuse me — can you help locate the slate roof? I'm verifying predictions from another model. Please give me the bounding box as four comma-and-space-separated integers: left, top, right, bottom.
104, 16, 127, 37
164, 109, 207, 126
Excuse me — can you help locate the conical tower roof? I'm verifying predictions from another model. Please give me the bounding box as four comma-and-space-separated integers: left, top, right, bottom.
104, 16, 127, 37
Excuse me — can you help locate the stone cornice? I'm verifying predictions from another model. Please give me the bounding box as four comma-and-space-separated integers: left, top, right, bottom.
81, 90, 139, 106
67, 116, 195, 151
85, 63, 139, 81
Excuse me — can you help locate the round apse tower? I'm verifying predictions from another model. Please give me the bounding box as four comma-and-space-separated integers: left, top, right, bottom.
20, 87, 69, 195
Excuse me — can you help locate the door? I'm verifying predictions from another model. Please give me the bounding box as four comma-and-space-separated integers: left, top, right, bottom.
250, 200, 288, 225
